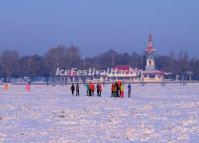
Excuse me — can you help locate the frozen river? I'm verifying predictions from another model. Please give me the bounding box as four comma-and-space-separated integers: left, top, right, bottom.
0, 83, 199, 143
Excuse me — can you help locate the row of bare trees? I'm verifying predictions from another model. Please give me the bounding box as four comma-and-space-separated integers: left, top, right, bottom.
0, 45, 199, 81
0, 45, 82, 81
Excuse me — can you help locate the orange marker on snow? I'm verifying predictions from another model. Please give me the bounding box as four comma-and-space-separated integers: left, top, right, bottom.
3, 83, 9, 91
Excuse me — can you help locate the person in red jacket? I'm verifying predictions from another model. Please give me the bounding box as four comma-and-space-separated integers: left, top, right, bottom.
90, 83, 95, 96
26, 83, 31, 92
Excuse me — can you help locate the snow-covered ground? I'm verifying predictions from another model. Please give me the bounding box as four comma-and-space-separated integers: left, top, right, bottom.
0, 83, 199, 143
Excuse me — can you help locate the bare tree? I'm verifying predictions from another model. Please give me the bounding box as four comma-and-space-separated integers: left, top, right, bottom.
1, 50, 20, 82
44, 45, 67, 75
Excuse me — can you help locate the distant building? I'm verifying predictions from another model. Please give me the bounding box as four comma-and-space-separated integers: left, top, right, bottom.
142, 33, 164, 82
107, 65, 139, 81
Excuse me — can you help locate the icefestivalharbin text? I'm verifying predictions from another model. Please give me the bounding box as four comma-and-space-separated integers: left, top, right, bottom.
55, 68, 135, 76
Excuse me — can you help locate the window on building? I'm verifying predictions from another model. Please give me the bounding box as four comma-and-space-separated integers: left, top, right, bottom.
149, 60, 151, 66
149, 74, 155, 78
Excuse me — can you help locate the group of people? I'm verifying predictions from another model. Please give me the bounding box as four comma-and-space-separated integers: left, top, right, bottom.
70, 83, 80, 96
85, 83, 102, 96
111, 81, 131, 98
70, 81, 132, 98
70, 82, 102, 97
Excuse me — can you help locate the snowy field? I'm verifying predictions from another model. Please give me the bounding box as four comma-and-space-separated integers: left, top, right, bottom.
0, 83, 199, 143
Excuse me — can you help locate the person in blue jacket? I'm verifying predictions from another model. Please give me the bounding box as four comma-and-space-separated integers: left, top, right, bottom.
85, 83, 89, 96
128, 83, 132, 98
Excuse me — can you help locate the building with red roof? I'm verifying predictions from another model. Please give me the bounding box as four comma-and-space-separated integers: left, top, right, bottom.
107, 65, 140, 81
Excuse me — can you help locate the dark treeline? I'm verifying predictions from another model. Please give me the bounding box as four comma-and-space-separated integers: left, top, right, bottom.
0, 45, 199, 81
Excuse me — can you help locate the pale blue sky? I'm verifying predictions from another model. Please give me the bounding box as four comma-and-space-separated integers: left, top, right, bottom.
0, 0, 199, 57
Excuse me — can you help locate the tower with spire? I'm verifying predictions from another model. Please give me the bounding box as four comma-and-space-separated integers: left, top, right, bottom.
145, 33, 155, 71
142, 33, 165, 83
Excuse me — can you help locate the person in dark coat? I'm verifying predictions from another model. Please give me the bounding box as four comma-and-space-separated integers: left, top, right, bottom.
115, 82, 120, 97
111, 83, 115, 97
71, 83, 75, 96
97, 83, 102, 97
76, 83, 80, 96
99, 83, 102, 96
89, 83, 92, 96
128, 83, 131, 98
91, 83, 95, 96
97, 83, 100, 96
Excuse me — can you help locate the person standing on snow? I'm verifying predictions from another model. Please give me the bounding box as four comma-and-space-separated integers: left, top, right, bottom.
111, 83, 115, 97
97, 83, 102, 97
89, 83, 94, 96
91, 83, 95, 96
76, 83, 80, 96
120, 83, 124, 98
26, 82, 31, 92
97, 83, 100, 96
99, 83, 102, 96
115, 82, 120, 97
85, 83, 89, 96
89, 83, 92, 96
128, 83, 131, 97
71, 83, 75, 96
